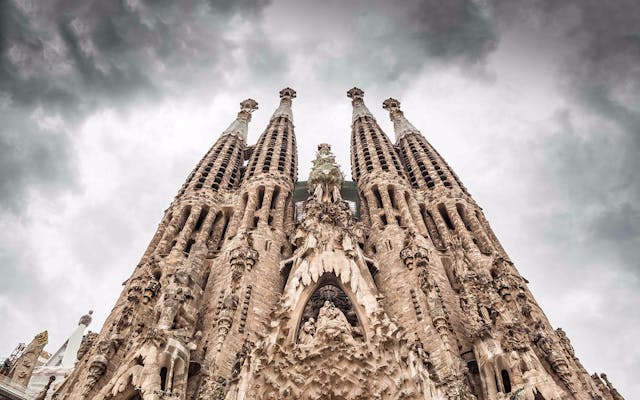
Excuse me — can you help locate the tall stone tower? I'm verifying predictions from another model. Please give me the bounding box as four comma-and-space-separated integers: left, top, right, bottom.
50, 88, 623, 400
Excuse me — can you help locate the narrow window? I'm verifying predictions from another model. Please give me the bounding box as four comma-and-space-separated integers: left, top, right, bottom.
373, 187, 383, 208
193, 207, 209, 232
533, 391, 547, 400
256, 186, 265, 210
456, 203, 472, 232
441, 257, 459, 292
270, 186, 280, 210
501, 370, 512, 393
185, 239, 195, 255
218, 213, 230, 249
209, 212, 223, 242
380, 214, 388, 225
438, 204, 454, 231
176, 206, 192, 235
388, 187, 397, 209
160, 367, 168, 391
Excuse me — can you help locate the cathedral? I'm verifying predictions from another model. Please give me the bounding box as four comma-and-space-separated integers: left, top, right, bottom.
50, 87, 624, 400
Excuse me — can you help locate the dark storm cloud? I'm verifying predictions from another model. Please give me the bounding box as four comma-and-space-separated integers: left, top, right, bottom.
403, 0, 497, 64
311, 0, 497, 86
482, 0, 640, 273
0, 0, 274, 213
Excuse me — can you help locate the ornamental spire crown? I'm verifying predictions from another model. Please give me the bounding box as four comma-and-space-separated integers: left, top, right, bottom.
78, 310, 93, 326
347, 87, 374, 122
308, 143, 344, 203
271, 87, 296, 121
383, 97, 420, 142
222, 98, 258, 141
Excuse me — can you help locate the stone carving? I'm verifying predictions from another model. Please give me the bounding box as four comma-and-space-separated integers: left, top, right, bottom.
82, 354, 108, 396
10, 331, 48, 387
313, 301, 355, 345
50, 90, 624, 400
298, 318, 316, 345
556, 327, 576, 358
501, 323, 530, 353
230, 341, 250, 379
238, 285, 252, 334
228, 231, 259, 285
211, 376, 228, 400
534, 322, 578, 394
214, 292, 239, 352
77, 332, 99, 361
143, 275, 161, 304
308, 143, 344, 203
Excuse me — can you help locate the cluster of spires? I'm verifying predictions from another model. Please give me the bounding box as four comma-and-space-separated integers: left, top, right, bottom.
224, 86, 419, 143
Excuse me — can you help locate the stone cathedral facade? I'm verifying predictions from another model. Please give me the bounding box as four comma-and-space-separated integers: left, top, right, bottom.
51, 88, 624, 400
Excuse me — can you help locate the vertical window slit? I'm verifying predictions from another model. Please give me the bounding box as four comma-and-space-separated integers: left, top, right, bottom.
438, 204, 454, 231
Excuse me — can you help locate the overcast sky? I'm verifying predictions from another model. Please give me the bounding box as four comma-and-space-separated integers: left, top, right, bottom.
1, 0, 638, 396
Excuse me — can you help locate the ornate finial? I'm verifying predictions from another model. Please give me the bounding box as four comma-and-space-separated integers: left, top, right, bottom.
240, 98, 258, 114
383, 97, 419, 141
279, 87, 297, 100
79, 310, 93, 327
318, 143, 331, 152
347, 87, 364, 100
382, 98, 401, 113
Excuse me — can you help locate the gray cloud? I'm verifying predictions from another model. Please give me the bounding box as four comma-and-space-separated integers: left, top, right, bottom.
0, 0, 275, 213
482, 0, 640, 273
308, 0, 497, 87
1, 0, 639, 397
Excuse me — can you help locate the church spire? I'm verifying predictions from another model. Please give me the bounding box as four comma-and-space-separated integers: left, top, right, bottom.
243, 87, 298, 182
384, 96, 470, 196
271, 87, 296, 121
347, 87, 374, 122
222, 98, 258, 141
382, 98, 420, 142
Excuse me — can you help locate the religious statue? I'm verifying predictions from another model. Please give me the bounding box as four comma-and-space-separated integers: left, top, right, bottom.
299, 318, 316, 345
313, 301, 355, 345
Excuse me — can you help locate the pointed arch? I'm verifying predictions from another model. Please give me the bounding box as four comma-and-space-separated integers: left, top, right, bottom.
287, 272, 372, 343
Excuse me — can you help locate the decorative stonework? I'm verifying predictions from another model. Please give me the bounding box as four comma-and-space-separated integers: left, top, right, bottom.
49, 88, 624, 400
10, 331, 48, 387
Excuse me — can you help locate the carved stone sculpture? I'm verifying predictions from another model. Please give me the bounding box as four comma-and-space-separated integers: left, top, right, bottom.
49, 89, 623, 400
